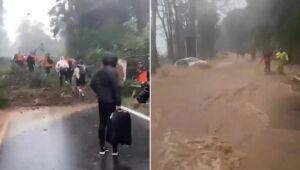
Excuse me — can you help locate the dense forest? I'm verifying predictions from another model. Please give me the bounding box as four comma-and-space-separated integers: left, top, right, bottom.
153, 0, 300, 66
220, 0, 300, 64
0, 0, 149, 64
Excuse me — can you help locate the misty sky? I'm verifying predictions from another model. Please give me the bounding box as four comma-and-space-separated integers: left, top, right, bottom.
3, 0, 55, 43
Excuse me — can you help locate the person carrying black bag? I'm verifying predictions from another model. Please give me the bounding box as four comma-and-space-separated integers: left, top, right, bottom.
90, 52, 122, 156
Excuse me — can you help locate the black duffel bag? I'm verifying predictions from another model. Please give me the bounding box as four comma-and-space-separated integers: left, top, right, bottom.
106, 110, 132, 145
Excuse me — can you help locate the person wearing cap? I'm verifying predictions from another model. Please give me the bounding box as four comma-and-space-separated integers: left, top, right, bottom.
90, 52, 122, 156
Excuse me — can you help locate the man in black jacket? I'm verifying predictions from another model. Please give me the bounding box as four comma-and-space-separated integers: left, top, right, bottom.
90, 52, 122, 156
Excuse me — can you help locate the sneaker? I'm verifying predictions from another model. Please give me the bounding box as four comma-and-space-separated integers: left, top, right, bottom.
112, 152, 119, 156
99, 147, 109, 155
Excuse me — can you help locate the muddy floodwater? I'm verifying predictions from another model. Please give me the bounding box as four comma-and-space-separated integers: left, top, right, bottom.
152, 57, 300, 170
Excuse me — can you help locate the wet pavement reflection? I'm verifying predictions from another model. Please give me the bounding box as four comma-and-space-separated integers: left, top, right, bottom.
0, 106, 149, 170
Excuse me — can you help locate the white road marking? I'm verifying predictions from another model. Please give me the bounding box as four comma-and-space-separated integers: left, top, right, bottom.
121, 106, 150, 121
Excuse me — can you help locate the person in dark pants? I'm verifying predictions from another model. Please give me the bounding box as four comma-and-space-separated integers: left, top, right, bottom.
66, 56, 76, 84
261, 51, 273, 73
133, 69, 149, 108
56, 56, 70, 89
90, 52, 122, 156
27, 54, 35, 72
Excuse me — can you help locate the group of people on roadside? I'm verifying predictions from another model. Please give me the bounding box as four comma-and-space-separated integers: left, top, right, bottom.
13, 51, 87, 97
13, 51, 54, 74
261, 48, 289, 74
55, 56, 87, 98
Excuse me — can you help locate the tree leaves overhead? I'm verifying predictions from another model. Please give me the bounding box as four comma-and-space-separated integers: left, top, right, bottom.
49, 0, 149, 59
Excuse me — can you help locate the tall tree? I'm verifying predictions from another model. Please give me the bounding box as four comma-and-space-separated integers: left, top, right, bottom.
158, 0, 175, 61
151, 0, 159, 72
0, 0, 9, 56
49, 0, 149, 59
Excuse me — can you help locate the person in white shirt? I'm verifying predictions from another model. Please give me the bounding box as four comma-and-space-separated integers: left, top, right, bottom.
55, 56, 69, 89
73, 63, 86, 98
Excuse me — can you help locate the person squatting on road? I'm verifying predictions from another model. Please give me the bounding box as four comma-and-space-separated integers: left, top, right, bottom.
261, 51, 273, 73
133, 66, 149, 108
73, 61, 86, 98
276, 49, 289, 74
56, 56, 70, 89
90, 52, 122, 156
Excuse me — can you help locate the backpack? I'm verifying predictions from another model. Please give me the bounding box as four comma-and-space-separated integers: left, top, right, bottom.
48, 58, 53, 64
78, 65, 86, 76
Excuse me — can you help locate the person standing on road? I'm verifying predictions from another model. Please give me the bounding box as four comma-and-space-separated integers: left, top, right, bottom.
276, 49, 288, 74
90, 52, 122, 156
56, 56, 70, 89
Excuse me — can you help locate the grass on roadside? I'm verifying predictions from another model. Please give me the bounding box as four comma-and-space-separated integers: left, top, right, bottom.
122, 97, 149, 116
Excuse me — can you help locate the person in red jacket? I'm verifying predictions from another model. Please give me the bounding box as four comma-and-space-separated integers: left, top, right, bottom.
133, 65, 149, 108
43, 54, 54, 76
14, 52, 25, 67
138, 66, 148, 85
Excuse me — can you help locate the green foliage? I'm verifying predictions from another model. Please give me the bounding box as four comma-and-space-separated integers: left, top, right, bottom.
49, 0, 149, 60
0, 97, 9, 109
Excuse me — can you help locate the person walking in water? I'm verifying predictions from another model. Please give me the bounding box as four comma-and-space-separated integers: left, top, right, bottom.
90, 52, 122, 156
276, 49, 288, 74
55, 56, 69, 89
261, 51, 272, 73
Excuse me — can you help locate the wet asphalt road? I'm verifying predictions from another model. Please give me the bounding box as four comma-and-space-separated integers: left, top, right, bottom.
0, 106, 149, 170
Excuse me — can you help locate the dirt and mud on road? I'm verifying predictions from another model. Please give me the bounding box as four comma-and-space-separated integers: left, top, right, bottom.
6, 87, 96, 108
152, 57, 300, 170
